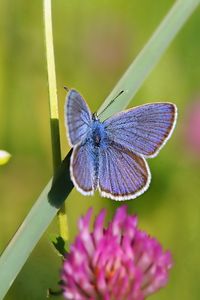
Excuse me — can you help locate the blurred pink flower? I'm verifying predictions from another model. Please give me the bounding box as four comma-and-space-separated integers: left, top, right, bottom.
185, 100, 200, 154
61, 206, 172, 300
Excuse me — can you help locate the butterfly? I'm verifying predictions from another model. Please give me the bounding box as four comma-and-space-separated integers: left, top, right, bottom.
65, 89, 177, 201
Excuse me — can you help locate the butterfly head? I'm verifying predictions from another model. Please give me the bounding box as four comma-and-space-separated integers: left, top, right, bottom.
92, 112, 99, 121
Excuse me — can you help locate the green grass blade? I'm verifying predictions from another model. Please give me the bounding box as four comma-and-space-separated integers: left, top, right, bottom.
98, 0, 200, 120
0, 153, 73, 300
0, 181, 54, 296
0, 0, 199, 298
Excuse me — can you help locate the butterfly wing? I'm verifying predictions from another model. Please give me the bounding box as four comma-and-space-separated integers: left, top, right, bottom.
98, 143, 150, 200
65, 89, 92, 146
70, 142, 95, 195
104, 103, 177, 158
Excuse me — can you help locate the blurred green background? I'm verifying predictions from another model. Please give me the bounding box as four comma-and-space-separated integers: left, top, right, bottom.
0, 0, 200, 299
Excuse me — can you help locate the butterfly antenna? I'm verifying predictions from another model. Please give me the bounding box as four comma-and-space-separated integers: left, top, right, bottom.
98, 90, 124, 117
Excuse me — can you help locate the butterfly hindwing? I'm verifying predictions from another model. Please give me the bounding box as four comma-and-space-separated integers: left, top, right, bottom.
65, 90, 92, 146
98, 142, 151, 200
104, 103, 177, 158
70, 142, 95, 195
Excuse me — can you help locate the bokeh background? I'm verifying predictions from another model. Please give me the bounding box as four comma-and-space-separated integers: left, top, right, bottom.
0, 0, 200, 299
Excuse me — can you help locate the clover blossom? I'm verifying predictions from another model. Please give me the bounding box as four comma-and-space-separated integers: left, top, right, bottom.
61, 206, 172, 300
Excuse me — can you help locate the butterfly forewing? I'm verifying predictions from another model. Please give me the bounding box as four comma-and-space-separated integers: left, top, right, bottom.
98, 143, 151, 200
65, 90, 92, 146
104, 103, 177, 158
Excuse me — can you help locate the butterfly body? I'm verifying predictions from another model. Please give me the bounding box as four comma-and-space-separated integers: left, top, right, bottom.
65, 89, 177, 201
83, 114, 110, 190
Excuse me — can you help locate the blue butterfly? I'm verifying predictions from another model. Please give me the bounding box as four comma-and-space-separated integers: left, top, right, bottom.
65, 89, 177, 201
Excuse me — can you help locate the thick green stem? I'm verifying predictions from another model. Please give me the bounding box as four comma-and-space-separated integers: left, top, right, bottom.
44, 0, 68, 241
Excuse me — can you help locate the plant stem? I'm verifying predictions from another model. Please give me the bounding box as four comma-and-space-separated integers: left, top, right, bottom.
44, 0, 68, 241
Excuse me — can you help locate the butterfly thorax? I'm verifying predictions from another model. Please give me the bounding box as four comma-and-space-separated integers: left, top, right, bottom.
91, 116, 107, 149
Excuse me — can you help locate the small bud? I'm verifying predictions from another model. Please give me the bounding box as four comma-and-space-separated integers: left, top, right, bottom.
0, 150, 11, 165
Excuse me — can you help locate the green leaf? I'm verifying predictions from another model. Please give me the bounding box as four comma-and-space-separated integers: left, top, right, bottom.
51, 235, 68, 257
0, 0, 199, 299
